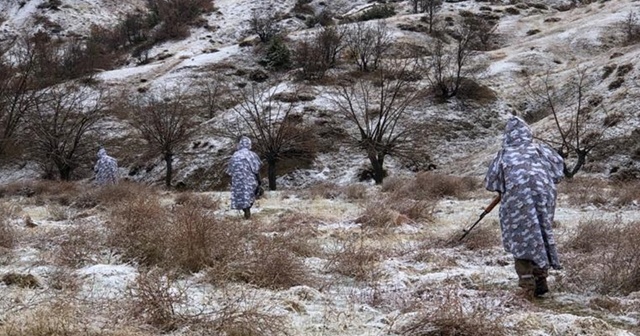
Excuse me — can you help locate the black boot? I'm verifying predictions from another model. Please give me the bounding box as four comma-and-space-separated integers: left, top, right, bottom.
534, 276, 549, 297
243, 208, 251, 219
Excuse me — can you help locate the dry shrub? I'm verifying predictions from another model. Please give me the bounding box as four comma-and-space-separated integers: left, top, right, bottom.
46, 267, 81, 292
0, 180, 82, 204
389, 198, 435, 223
305, 182, 368, 201
358, 200, 395, 229
173, 192, 219, 209
561, 218, 640, 295
266, 213, 320, 258
0, 304, 86, 336
328, 238, 384, 282
169, 200, 226, 273
207, 291, 290, 336
107, 195, 170, 266
344, 183, 368, 200
2, 273, 40, 288
94, 181, 158, 206
0, 204, 16, 249
242, 236, 310, 289
384, 173, 477, 201
54, 220, 106, 267
75, 181, 160, 209
558, 177, 610, 206
457, 220, 501, 250
128, 269, 188, 332
304, 181, 343, 199
47, 204, 70, 221
611, 180, 640, 206
400, 294, 507, 336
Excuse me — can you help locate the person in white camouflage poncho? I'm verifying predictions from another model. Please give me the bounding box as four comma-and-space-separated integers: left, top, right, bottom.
94, 148, 118, 185
485, 116, 564, 297
226, 136, 262, 219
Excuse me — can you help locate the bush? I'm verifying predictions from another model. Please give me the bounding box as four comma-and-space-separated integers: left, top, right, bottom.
147, 0, 215, 41
561, 219, 640, 295
329, 238, 384, 282
242, 236, 310, 289
383, 173, 477, 201
400, 294, 507, 336
263, 37, 291, 69
128, 269, 187, 332
358, 4, 396, 21
0, 205, 16, 249
107, 195, 171, 266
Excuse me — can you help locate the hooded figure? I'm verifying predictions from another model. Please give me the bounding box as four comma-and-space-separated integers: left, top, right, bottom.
94, 148, 118, 185
485, 116, 564, 297
226, 136, 262, 219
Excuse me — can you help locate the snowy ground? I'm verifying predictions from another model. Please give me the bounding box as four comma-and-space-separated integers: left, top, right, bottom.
0, 181, 639, 335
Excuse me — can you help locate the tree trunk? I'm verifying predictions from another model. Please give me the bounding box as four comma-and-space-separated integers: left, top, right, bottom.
164, 152, 173, 188
563, 150, 586, 179
267, 158, 277, 191
368, 154, 386, 184
59, 164, 72, 181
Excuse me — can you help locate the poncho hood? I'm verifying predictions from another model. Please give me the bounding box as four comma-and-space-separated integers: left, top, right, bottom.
503, 116, 533, 148
238, 136, 252, 150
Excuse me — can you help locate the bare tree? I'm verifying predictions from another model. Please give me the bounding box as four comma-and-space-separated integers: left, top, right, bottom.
250, 11, 280, 43
0, 39, 41, 158
462, 14, 498, 51
418, 26, 476, 100
419, 0, 442, 33
129, 87, 200, 188
25, 85, 106, 180
331, 60, 426, 184
622, 11, 640, 45
318, 25, 346, 67
225, 82, 315, 190
524, 68, 622, 178
193, 75, 229, 119
345, 21, 392, 72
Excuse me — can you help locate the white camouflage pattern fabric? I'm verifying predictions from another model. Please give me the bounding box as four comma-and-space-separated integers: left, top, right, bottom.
94, 148, 118, 185
226, 137, 262, 210
484, 116, 564, 270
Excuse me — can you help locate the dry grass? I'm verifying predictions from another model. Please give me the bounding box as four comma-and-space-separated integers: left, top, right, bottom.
382, 173, 478, 201
205, 291, 291, 336
265, 213, 321, 258
328, 237, 385, 282
0, 204, 17, 249
242, 236, 311, 289
107, 195, 170, 266
128, 269, 188, 332
559, 177, 640, 207
53, 220, 106, 267
304, 182, 368, 201
2, 273, 40, 288
560, 218, 640, 295
400, 293, 507, 336
456, 220, 502, 251
357, 200, 396, 229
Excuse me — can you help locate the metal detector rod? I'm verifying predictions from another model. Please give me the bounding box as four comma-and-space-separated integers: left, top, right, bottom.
459, 195, 501, 241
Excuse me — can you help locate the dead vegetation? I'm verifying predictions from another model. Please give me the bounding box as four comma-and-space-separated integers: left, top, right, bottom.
381, 172, 478, 201
559, 177, 640, 207
400, 293, 507, 336
0, 204, 17, 249
560, 218, 640, 295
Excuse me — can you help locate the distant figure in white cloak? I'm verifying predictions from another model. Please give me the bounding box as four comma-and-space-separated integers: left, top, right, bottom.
226, 136, 262, 219
94, 148, 118, 185
484, 116, 564, 297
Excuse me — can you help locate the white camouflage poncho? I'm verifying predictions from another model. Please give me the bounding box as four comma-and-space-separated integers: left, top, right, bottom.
484, 116, 564, 270
94, 148, 118, 185
226, 137, 262, 210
